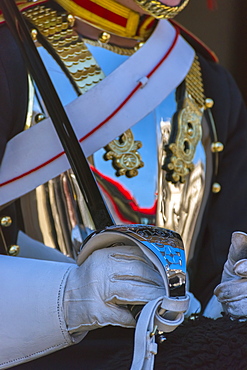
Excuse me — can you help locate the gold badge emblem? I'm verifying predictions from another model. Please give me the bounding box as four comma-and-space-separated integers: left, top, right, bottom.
104, 129, 144, 178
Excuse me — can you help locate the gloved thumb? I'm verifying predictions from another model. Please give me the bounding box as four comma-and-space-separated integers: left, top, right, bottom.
222, 231, 247, 282
234, 259, 247, 278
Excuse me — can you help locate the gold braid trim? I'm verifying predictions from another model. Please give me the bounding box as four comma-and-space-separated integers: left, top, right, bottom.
54, 0, 155, 40
55, 0, 140, 39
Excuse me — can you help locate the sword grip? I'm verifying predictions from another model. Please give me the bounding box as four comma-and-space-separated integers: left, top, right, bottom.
128, 304, 143, 320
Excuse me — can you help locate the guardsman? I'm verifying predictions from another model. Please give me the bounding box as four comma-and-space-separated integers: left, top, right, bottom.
0, 1, 247, 368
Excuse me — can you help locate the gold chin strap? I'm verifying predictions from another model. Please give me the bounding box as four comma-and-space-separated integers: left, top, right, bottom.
133, 0, 190, 19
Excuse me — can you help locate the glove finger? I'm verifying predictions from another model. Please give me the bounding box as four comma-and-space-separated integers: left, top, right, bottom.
221, 232, 247, 281
107, 278, 166, 305
68, 302, 137, 332
109, 255, 164, 287
214, 279, 247, 302
79, 246, 161, 285
90, 304, 136, 328
222, 299, 247, 318
102, 304, 136, 328
233, 259, 247, 277
229, 232, 247, 265
109, 244, 155, 268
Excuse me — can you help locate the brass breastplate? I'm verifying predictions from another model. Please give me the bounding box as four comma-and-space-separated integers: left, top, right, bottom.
91, 82, 211, 261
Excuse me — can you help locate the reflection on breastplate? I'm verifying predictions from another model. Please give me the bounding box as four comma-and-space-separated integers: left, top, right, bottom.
93, 90, 207, 259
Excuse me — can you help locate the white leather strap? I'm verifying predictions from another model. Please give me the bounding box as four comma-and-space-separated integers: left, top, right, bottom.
131, 299, 160, 370
0, 19, 195, 205
131, 296, 188, 370
161, 295, 190, 312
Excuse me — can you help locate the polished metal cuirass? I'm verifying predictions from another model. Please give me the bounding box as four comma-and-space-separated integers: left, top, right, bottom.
20, 42, 212, 261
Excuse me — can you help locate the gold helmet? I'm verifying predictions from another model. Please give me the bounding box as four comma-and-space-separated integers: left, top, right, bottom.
133, 0, 190, 19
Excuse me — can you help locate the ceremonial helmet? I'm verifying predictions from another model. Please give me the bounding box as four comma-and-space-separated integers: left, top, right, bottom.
132, 0, 190, 19
131, 0, 217, 19
134, 0, 217, 19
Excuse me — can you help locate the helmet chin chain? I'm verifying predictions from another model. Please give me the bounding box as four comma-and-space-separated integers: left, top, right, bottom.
133, 0, 190, 19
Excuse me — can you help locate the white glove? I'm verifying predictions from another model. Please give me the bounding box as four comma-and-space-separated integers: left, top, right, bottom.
63, 244, 166, 336
214, 231, 247, 318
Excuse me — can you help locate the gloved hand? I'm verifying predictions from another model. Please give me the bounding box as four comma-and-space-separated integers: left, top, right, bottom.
214, 231, 247, 318
63, 244, 166, 336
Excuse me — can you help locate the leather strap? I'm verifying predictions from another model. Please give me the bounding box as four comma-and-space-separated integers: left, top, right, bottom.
0, 20, 195, 205
131, 297, 184, 370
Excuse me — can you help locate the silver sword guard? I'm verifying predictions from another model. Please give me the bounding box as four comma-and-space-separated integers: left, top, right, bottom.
77, 224, 187, 299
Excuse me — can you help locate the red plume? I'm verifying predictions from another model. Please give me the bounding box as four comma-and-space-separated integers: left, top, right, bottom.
207, 0, 218, 9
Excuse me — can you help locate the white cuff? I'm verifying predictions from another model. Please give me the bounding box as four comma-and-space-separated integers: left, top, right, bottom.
184, 291, 201, 317
203, 295, 223, 319
0, 255, 77, 369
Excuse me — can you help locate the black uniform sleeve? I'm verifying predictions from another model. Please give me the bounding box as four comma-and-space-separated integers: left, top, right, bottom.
0, 24, 28, 161
189, 55, 247, 308
0, 24, 28, 253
